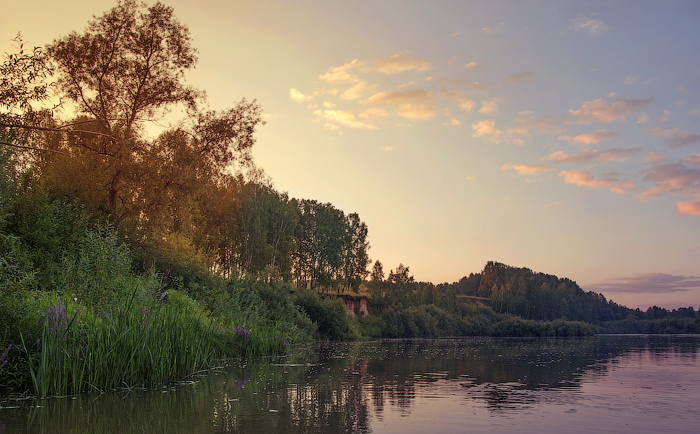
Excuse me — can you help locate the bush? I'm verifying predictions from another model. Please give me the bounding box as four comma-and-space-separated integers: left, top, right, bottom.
59, 224, 138, 308
293, 290, 357, 341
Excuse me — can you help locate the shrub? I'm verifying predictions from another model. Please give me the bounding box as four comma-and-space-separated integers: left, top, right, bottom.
293, 290, 357, 341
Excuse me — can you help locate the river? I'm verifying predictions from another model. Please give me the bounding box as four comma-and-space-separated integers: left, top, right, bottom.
1, 335, 699, 433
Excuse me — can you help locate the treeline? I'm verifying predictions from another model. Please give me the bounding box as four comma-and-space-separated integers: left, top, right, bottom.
354, 260, 699, 338
356, 262, 596, 338
441, 261, 700, 334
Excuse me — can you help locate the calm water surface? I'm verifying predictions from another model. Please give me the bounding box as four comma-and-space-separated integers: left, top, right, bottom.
1, 335, 699, 433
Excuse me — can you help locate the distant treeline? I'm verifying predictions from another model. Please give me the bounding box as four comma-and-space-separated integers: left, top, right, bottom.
446, 261, 698, 327
348, 260, 699, 338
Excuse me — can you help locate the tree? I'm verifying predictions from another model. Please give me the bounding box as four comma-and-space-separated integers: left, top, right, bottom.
342, 212, 370, 292
0, 34, 56, 161
388, 263, 414, 284
292, 200, 349, 291
371, 260, 385, 282
40, 0, 263, 227
47, 0, 200, 142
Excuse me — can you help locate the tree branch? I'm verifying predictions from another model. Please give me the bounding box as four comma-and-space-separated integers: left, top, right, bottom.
0, 140, 69, 155
0, 122, 117, 140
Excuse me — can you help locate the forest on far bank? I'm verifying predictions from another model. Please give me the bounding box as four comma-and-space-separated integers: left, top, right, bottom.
1, 0, 698, 396
361, 260, 699, 337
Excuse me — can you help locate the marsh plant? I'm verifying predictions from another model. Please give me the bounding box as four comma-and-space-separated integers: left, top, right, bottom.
13, 287, 292, 397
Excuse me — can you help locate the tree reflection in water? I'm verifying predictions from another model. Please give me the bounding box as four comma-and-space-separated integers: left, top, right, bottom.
1, 336, 698, 433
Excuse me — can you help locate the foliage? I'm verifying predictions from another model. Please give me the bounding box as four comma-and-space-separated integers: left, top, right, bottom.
293, 290, 358, 341
442, 261, 633, 323
12, 291, 220, 397
60, 224, 137, 308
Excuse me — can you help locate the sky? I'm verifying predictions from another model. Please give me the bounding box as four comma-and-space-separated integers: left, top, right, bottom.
3, 0, 700, 310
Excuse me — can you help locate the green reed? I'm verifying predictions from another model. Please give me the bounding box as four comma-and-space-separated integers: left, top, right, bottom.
17, 290, 292, 397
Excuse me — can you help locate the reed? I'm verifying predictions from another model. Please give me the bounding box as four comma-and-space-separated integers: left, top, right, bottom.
14, 288, 296, 397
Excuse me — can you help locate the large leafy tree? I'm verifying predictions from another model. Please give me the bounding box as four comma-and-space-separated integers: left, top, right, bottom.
342, 212, 370, 292
39, 0, 262, 229
292, 200, 348, 291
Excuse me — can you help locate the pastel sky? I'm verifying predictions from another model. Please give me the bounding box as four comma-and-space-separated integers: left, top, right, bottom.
3, 0, 700, 310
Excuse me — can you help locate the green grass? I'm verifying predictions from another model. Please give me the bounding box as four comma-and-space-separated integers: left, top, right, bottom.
9, 289, 293, 397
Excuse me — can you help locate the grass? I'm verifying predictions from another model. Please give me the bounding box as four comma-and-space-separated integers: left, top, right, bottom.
10, 289, 292, 398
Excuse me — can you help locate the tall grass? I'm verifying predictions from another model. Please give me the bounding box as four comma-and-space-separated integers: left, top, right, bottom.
13, 288, 296, 397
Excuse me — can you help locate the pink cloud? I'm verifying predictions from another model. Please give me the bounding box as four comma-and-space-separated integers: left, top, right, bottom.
502, 163, 553, 176
669, 133, 700, 149
559, 170, 616, 189
586, 273, 700, 294
645, 126, 682, 136
508, 113, 566, 135
644, 152, 669, 165
676, 200, 700, 216
545, 148, 641, 164
363, 89, 437, 120
558, 129, 618, 145
684, 154, 700, 165
637, 162, 700, 199
567, 98, 653, 124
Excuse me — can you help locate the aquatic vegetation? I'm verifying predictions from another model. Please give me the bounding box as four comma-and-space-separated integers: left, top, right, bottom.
10, 289, 295, 397
0, 344, 9, 374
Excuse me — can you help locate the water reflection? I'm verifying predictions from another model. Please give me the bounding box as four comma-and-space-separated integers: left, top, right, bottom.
1, 335, 698, 433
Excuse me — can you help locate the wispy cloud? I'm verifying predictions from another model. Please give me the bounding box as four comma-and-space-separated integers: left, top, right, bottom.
677, 200, 700, 216
472, 119, 501, 140
659, 109, 672, 123
669, 133, 700, 149
363, 89, 436, 120
478, 96, 505, 115
314, 109, 378, 130
341, 80, 376, 100
364, 89, 433, 105
645, 126, 681, 136
559, 170, 617, 189
504, 71, 536, 85
567, 98, 653, 124
508, 112, 566, 136
545, 148, 641, 164
289, 88, 314, 103
569, 15, 608, 36
426, 76, 488, 93
318, 53, 433, 84
439, 90, 475, 111
481, 22, 505, 34
319, 59, 365, 83
558, 129, 618, 145
462, 61, 478, 70
586, 273, 700, 294
372, 53, 432, 74
623, 75, 637, 85
684, 154, 700, 165
637, 158, 700, 199
502, 163, 553, 176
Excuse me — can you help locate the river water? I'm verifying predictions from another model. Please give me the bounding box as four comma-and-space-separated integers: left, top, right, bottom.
1, 335, 698, 433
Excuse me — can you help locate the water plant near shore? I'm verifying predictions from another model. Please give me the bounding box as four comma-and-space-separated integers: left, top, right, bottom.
10, 289, 293, 398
